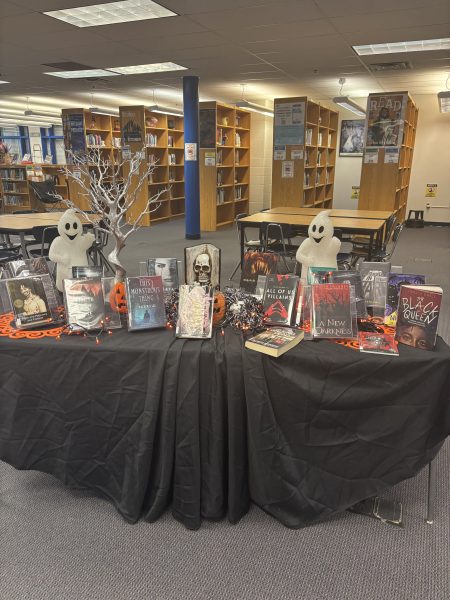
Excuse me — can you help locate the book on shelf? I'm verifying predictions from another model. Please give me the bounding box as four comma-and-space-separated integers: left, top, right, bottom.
235, 186, 243, 200
318, 132, 323, 146
176, 284, 213, 339
358, 332, 399, 356
305, 149, 309, 166
147, 258, 179, 295
6, 276, 54, 329
312, 283, 353, 338
306, 128, 313, 145
101, 277, 122, 329
245, 327, 304, 358
169, 153, 176, 165
145, 133, 157, 147
395, 285, 443, 351
169, 168, 176, 182
330, 270, 367, 318
385, 273, 426, 327
217, 127, 223, 145
328, 133, 333, 147
262, 274, 299, 326
240, 251, 280, 294
86, 134, 106, 147
304, 171, 310, 187
317, 150, 322, 166
126, 275, 166, 331
4, 196, 26, 206
217, 169, 223, 185
216, 188, 225, 205
217, 149, 223, 165
168, 135, 174, 147
63, 277, 105, 331
235, 131, 241, 147
0, 167, 26, 180
72, 265, 104, 279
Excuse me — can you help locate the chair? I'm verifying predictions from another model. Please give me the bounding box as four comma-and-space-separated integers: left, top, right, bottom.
29, 179, 65, 211
371, 222, 404, 262
25, 226, 60, 259
262, 222, 299, 273
352, 214, 397, 254
228, 212, 262, 281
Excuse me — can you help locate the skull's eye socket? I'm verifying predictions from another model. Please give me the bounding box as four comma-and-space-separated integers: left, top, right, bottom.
202, 265, 209, 271
65, 223, 70, 231
73, 222, 78, 230
319, 226, 324, 234
312, 225, 316, 232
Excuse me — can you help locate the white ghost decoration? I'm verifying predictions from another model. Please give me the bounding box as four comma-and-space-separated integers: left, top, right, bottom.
49, 209, 96, 291
296, 210, 341, 280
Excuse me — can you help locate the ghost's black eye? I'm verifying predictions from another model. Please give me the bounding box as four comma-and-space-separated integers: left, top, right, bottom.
65, 223, 70, 231
73, 222, 78, 230
312, 225, 316, 232
319, 226, 324, 234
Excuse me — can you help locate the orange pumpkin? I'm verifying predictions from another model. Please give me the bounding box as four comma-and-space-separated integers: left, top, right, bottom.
213, 291, 226, 326
110, 282, 128, 314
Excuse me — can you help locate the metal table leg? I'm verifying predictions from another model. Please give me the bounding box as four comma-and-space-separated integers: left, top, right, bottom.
426, 460, 436, 525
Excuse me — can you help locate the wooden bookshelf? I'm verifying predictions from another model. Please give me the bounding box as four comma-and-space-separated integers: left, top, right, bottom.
0, 164, 58, 213
119, 105, 185, 226
199, 101, 251, 231
271, 97, 338, 210
359, 92, 418, 223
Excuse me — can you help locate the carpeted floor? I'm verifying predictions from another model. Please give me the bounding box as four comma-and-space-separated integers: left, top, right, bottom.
1, 222, 449, 600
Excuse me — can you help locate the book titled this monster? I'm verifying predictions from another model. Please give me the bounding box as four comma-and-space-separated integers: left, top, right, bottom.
126, 276, 166, 331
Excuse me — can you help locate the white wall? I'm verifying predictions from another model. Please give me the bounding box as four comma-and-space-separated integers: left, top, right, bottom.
249, 112, 273, 213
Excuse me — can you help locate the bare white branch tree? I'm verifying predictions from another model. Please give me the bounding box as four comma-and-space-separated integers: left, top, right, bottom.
53, 147, 166, 282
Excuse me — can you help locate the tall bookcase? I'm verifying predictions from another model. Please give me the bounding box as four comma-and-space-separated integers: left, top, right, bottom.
359, 92, 418, 223
119, 105, 185, 225
199, 101, 250, 231
0, 164, 67, 213
271, 97, 338, 209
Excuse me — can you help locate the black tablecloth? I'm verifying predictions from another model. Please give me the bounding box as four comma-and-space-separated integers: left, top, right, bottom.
0, 327, 449, 529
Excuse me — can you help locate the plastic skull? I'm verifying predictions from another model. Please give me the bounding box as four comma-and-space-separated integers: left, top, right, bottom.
194, 253, 211, 285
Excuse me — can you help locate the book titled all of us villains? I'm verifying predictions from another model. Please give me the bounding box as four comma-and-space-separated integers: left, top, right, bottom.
6, 276, 53, 329
358, 331, 399, 356
176, 284, 214, 339
385, 273, 426, 326
126, 276, 166, 331
395, 285, 443, 351
245, 327, 304, 358
262, 274, 299, 326
312, 283, 353, 339
63, 278, 105, 331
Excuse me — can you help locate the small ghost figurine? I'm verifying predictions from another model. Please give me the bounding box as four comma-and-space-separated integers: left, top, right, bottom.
49, 209, 96, 291
296, 210, 341, 280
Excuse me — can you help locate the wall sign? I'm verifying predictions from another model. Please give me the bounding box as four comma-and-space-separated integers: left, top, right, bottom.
185, 143, 197, 161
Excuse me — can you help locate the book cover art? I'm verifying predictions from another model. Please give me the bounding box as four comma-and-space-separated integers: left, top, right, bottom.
245, 327, 304, 357
7, 257, 50, 278
312, 283, 353, 338
63, 278, 105, 331
176, 285, 213, 339
126, 276, 166, 331
72, 265, 104, 279
262, 274, 299, 326
331, 270, 367, 319
6, 277, 53, 328
359, 261, 391, 309
395, 285, 443, 351
240, 251, 280, 293
101, 277, 123, 329
385, 273, 426, 326
358, 332, 399, 356
307, 267, 335, 284
147, 258, 179, 295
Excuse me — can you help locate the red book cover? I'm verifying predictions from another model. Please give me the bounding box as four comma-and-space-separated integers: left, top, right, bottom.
358, 331, 399, 356
312, 283, 353, 338
240, 251, 280, 294
263, 274, 299, 326
395, 285, 442, 350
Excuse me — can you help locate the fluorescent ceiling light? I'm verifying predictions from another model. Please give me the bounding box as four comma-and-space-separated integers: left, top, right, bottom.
89, 106, 120, 117
0, 113, 61, 123
235, 100, 273, 117
44, 69, 120, 78
44, 0, 177, 28
147, 104, 183, 117
353, 38, 450, 56
24, 109, 61, 118
0, 80, 10, 84
110, 62, 186, 75
437, 91, 450, 113
333, 96, 366, 117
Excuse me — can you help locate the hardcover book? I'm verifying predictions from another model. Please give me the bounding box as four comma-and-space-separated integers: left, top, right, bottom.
125, 276, 166, 331
245, 327, 304, 358
63, 278, 105, 331
311, 283, 353, 338
395, 285, 443, 351
307, 266, 335, 284
101, 277, 123, 329
359, 261, 390, 316
6, 257, 50, 278
6, 277, 53, 329
240, 251, 279, 294
358, 332, 399, 356
72, 265, 104, 279
176, 285, 213, 339
330, 270, 367, 319
262, 274, 299, 326
385, 273, 426, 327
147, 258, 179, 295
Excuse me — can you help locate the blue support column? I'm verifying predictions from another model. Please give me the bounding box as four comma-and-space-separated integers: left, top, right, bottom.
183, 76, 201, 239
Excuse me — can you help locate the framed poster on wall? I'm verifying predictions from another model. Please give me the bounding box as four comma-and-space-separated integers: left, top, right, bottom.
339, 119, 365, 156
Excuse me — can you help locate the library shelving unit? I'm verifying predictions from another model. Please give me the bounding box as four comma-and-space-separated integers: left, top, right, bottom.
119, 105, 185, 225
0, 164, 57, 213
199, 101, 251, 231
359, 92, 418, 223
40, 164, 69, 202
271, 97, 338, 209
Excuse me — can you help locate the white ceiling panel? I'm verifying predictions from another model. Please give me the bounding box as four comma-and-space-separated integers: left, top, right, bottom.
95, 15, 208, 40
0, 1, 29, 17
315, 0, 447, 18
128, 31, 224, 52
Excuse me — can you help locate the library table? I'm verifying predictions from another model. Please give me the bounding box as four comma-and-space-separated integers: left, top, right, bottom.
265, 207, 393, 220
0, 320, 448, 530
238, 212, 386, 265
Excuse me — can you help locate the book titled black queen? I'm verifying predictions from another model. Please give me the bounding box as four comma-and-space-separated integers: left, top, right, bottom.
126, 276, 166, 331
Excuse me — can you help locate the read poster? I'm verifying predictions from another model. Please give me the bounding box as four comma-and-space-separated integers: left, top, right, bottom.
366, 94, 407, 148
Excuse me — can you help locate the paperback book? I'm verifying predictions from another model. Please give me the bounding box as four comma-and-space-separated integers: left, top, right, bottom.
358, 331, 399, 356
395, 285, 443, 351
385, 273, 426, 326
126, 276, 166, 331
72, 265, 104, 279
7, 277, 53, 329
330, 270, 367, 318
63, 278, 105, 331
101, 277, 123, 329
147, 258, 179, 295
176, 285, 214, 339
312, 283, 353, 338
262, 274, 299, 326
245, 327, 304, 358
240, 251, 279, 294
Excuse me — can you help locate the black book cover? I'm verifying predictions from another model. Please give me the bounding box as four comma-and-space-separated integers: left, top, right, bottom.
6, 276, 53, 328
312, 283, 353, 338
262, 274, 299, 326
126, 276, 166, 331
395, 285, 442, 351
330, 270, 367, 318
385, 273, 425, 326
240, 251, 279, 293
63, 277, 105, 331
147, 258, 179, 295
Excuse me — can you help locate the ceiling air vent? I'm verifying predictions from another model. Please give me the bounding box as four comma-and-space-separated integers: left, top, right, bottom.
369, 61, 412, 72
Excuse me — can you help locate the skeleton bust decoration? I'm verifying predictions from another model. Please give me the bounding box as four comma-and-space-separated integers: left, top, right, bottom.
296, 210, 341, 280
185, 244, 221, 289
